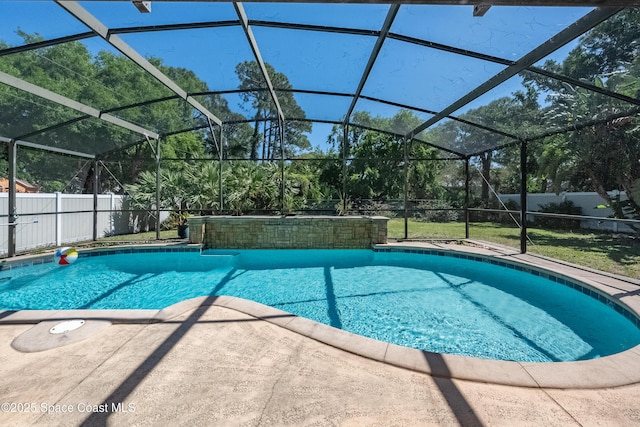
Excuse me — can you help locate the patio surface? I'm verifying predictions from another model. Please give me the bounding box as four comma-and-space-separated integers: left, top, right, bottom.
1, 241, 640, 426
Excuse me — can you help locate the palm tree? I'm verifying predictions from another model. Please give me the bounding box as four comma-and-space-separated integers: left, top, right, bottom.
190, 161, 222, 214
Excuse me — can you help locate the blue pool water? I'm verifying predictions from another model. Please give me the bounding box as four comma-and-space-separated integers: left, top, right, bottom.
1, 249, 639, 362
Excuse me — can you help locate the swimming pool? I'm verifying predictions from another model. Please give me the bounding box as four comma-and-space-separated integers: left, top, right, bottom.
1, 247, 639, 363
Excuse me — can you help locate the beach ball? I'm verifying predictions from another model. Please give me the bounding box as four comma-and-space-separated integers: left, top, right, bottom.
55, 247, 78, 265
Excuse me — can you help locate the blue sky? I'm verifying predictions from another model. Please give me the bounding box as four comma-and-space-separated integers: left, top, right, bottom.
0, 2, 593, 151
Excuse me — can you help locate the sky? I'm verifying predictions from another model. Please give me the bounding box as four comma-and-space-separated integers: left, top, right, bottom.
0, 1, 594, 152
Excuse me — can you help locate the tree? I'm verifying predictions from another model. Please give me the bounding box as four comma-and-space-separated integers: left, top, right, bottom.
0, 32, 249, 193
522, 9, 640, 216
421, 88, 542, 205
326, 110, 443, 207
347, 131, 404, 201
531, 135, 573, 194
236, 61, 311, 160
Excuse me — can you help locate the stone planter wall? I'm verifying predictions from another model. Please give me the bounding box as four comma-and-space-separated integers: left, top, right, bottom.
188, 216, 388, 249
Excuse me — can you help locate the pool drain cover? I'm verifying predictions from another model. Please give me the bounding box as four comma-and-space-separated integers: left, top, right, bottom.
12, 319, 111, 352
49, 319, 85, 334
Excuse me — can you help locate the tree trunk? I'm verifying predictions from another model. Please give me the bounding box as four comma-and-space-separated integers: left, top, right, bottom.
126, 145, 145, 192
82, 163, 95, 194
540, 176, 548, 193
250, 113, 260, 161
588, 169, 612, 204
266, 121, 272, 160
269, 122, 276, 160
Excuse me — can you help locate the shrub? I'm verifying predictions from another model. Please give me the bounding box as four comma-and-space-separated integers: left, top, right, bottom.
496, 199, 522, 224
535, 200, 582, 230
414, 200, 460, 222
357, 200, 398, 218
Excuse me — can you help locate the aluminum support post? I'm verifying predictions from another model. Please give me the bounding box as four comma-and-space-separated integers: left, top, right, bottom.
280, 119, 286, 213
92, 159, 99, 241
403, 136, 409, 240
520, 141, 528, 254
342, 125, 348, 214
219, 125, 224, 213
7, 140, 16, 257
155, 138, 161, 240
465, 158, 470, 239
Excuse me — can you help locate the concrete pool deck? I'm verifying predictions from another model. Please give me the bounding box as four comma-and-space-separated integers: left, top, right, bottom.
1, 241, 640, 425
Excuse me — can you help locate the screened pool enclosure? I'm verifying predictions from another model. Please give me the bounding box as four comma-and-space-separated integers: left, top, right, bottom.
0, 1, 639, 262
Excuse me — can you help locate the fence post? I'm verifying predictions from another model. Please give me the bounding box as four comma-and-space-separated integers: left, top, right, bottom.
56, 191, 62, 246
109, 192, 115, 235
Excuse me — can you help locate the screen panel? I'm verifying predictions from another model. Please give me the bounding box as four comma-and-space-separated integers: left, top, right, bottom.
415, 118, 515, 156
352, 98, 435, 136
120, 26, 255, 93
278, 91, 352, 123
449, 72, 543, 140
0, 2, 91, 49
244, 3, 390, 31
391, 5, 594, 61
0, 84, 87, 140
0, 40, 175, 112
80, 1, 238, 28
363, 38, 507, 113
109, 99, 205, 138
27, 115, 144, 156
250, 26, 377, 94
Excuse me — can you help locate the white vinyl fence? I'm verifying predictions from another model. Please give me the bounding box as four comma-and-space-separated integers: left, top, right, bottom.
0, 192, 161, 255
500, 191, 635, 233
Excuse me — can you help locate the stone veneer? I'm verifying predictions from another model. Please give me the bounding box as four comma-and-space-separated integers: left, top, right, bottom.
188, 215, 388, 249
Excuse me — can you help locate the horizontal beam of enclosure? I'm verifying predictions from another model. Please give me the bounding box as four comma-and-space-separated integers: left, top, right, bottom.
469, 208, 640, 225
0, 136, 96, 159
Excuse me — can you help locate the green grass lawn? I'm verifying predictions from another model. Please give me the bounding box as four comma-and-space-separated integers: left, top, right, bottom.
97, 221, 640, 280
388, 219, 640, 280
98, 229, 180, 242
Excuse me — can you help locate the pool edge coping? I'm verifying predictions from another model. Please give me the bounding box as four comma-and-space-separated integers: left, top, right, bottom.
2, 242, 640, 389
